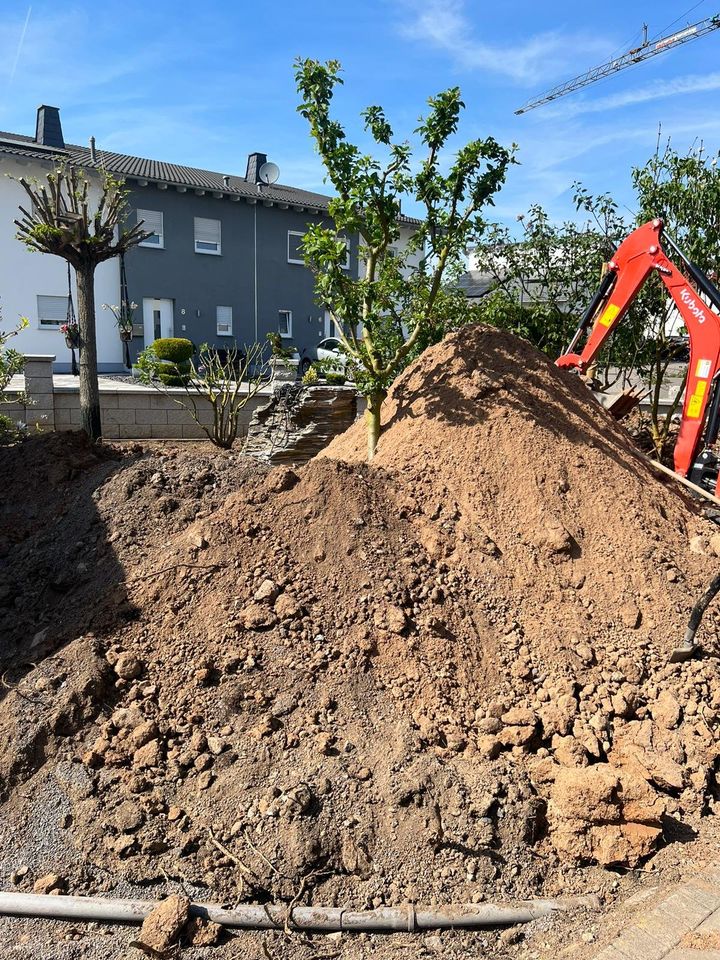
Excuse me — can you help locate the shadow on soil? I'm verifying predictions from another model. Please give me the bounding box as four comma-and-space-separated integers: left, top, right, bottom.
0, 432, 142, 801
0, 432, 141, 690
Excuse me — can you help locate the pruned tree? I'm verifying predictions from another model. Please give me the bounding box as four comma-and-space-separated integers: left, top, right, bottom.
13, 165, 149, 440
138, 340, 268, 449
295, 58, 514, 460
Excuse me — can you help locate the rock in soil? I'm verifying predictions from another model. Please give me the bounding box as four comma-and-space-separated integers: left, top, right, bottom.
135, 894, 190, 954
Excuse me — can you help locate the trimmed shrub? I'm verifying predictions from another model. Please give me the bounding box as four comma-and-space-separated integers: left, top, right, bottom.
158, 359, 191, 387
326, 372, 346, 385
152, 338, 194, 363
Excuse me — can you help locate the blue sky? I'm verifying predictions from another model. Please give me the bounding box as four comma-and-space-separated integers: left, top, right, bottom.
1, 0, 719, 231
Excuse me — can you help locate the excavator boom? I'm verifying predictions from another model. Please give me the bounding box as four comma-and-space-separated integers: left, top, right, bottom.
557, 219, 720, 494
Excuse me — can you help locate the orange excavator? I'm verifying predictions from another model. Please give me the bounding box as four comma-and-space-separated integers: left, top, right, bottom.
556, 218, 720, 497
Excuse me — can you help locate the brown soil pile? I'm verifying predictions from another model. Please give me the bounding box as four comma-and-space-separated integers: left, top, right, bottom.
1, 326, 719, 952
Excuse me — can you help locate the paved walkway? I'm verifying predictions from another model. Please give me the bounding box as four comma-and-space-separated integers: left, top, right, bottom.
5, 373, 274, 395
594, 868, 720, 960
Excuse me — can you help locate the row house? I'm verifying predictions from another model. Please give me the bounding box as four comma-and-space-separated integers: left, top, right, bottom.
0, 106, 420, 371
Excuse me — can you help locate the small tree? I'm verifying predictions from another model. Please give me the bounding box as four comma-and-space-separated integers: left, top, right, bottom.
630, 138, 720, 460
295, 58, 514, 460
138, 341, 267, 449
13, 165, 149, 440
473, 139, 720, 463
473, 197, 650, 386
0, 315, 30, 444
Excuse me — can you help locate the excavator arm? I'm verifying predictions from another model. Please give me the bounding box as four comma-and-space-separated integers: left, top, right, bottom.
557, 219, 720, 494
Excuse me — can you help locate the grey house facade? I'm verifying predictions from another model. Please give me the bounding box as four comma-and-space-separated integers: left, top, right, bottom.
122, 152, 360, 364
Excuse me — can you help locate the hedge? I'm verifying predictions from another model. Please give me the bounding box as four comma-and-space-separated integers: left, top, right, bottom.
153, 338, 194, 363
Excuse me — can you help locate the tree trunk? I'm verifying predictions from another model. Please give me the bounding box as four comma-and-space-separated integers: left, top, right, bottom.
365, 388, 386, 461
75, 263, 102, 441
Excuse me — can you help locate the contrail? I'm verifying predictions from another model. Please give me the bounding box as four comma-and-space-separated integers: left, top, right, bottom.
9, 6, 32, 85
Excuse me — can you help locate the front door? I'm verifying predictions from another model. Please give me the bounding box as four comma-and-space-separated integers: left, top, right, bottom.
143, 298, 173, 344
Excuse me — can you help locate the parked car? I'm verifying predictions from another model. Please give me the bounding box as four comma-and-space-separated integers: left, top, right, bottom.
299, 337, 348, 376
659, 335, 690, 363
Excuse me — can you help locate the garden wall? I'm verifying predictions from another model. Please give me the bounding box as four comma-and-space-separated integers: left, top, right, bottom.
2, 355, 266, 441
3, 355, 366, 443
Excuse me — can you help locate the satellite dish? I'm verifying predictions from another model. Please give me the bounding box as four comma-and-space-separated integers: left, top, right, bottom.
259, 161, 280, 186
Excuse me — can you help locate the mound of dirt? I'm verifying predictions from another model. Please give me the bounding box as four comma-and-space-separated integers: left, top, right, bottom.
1, 326, 719, 948
0, 437, 264, 664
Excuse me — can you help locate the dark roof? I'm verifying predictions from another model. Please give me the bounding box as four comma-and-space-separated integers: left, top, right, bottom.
0, 133, 68, 162
457, 271, 493, 299
0, 130, 421, 223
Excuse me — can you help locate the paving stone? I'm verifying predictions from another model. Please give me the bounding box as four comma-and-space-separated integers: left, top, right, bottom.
633, 913, 690, 953
663, 950, 720, 960
592, 946, 633, 960
611, 924, 678, 960
688, 883, 720, 909
652, 889, 718, 932
591, 879, 720, 960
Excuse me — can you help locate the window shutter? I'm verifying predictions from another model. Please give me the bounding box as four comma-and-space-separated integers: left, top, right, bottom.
137, 209, 163, 244
216, 305, 232, 336
37, 295, 69, 324
195, 218, 221, 244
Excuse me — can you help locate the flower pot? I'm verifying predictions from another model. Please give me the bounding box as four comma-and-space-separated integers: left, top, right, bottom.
65, 336, 79, 350
270, 357, 299, 385
120, 329, 133, 342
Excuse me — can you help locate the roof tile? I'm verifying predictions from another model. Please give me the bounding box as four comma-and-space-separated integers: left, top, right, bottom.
0, 131, 420, 223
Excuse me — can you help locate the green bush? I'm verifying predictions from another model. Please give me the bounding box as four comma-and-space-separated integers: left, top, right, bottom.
326, 371, 346, 385
158, 359, 191, 386
302, 365, 319, 385
0, 411, 26, 445
152, 338, 194, 363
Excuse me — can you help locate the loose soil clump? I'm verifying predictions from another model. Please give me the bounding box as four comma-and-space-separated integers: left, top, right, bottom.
0, 325, 719, 958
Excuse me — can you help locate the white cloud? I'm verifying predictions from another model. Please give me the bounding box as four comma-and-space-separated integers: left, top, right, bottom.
400, 0, 612, 85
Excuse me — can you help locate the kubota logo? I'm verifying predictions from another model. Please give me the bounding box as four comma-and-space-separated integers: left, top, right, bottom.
680, 288, 707, 324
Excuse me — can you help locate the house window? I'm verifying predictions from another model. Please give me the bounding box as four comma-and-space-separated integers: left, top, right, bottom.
37, 295, 69, 328
216, 305, 233, 337
137, 209, 164, 248
278, 310, 292, 339
340, 238, 351, 270
288, 230, 305, 265
195, 217, 221, 255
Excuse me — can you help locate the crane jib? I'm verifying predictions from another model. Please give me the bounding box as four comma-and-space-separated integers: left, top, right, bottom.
515, 13, 720, 114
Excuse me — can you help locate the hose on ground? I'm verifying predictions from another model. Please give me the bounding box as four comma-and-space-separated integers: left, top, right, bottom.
0, 891, 601, 933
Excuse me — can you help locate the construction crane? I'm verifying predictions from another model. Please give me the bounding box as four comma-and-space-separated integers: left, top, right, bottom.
515, 12, 720, 115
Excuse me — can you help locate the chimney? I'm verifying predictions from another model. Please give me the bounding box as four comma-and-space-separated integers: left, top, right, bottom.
35, 105, 65, 148
223, 174, 230, 188
89, 136, 97, 162
245, 152, 267, 184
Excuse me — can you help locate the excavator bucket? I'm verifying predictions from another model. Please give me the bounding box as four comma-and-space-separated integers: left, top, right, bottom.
669, 631, 700, 664
670, 570, 720, 664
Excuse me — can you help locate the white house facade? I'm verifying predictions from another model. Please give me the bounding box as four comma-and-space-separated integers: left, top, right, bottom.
0, 152, 122, 371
